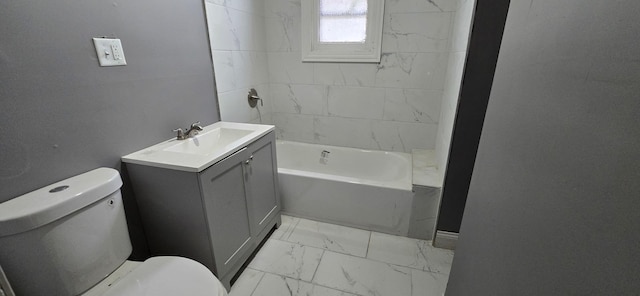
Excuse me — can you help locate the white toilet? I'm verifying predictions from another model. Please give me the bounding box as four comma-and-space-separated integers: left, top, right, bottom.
0, 168, 228, 296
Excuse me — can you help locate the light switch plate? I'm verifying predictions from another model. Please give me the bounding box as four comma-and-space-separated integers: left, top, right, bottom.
92, 37, 127, 67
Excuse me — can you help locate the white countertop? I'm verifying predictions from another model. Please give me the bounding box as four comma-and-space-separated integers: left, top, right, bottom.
121, 122, 274, 172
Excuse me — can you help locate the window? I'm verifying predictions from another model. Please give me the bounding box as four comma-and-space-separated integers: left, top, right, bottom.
302, 0, 385, 63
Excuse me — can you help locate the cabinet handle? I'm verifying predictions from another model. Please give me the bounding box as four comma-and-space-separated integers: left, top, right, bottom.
245, 155, 253, 165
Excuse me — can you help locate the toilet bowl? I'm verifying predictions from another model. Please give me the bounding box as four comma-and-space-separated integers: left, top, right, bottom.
83, 257, 227, 296
0, 168, 228, 296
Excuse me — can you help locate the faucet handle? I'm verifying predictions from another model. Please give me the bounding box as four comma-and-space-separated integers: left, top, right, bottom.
190, 121, 203, 131
173, 128, 186, 140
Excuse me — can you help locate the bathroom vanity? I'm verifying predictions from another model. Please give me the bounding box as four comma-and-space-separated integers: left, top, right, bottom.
122, 122, 281, 289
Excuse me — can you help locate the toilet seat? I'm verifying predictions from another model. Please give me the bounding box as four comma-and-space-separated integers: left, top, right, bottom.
84, 257, 227, 296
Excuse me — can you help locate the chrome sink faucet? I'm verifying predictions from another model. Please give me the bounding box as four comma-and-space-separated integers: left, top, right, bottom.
173, 121, 203, 140
186, 121, 203, 137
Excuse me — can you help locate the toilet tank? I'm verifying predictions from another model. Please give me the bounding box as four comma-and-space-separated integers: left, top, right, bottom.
0, 168, 132, 296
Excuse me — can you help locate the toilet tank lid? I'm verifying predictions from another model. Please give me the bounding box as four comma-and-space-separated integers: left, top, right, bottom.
0, 168, 123, 237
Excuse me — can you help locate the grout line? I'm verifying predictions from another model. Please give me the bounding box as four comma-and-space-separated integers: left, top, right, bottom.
267, 237, 329, 253
365, 231, 372, 258
269, 235, 373, 260
310, 249, 325, 283
246, 270, 266, 296
323, 248, 451, 275
244, 238, 449, 294
281, 216, 371, 251
263, 270, 363, 296
284, 217, 301, 240
248, 251, 449, 295
269, 216, 452, 272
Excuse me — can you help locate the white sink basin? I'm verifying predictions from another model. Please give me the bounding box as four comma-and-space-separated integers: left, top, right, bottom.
163, 127, 253, 156
121, 122, 274, 172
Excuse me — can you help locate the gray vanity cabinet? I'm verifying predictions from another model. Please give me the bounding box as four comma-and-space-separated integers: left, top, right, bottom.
125, 131, 280, 290
199, 146, 253, 279
244, 132, 280, 237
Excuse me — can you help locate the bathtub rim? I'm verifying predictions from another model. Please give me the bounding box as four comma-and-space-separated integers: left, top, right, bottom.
276, 140, 413, 191
278, 167, 412, 191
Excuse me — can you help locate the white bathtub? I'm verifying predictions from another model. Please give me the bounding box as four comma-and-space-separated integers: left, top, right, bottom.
276, 140, 417, 236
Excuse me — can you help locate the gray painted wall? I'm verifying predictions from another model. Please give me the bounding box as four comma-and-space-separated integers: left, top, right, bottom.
1, 1, 219, 257
446, 0, 640, 295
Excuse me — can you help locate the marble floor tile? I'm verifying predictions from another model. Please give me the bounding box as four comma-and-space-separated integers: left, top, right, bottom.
367, 232, 454, 274
312, 251, 413, 296
283, 218, 371, 257
271, 215, 300, 240
251, 273, 358, 296
229, 268, 264, 296
411, 269, 449, 296
422, 243, 455, 275
366, 232, 430, 270
248, 239, 324, 282
234, 217, 453, 295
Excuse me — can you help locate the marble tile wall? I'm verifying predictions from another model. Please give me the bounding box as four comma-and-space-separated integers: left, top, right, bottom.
434, 0, 476, 173
205, 0, 273, 124
264, 0, 457, 152
206, 0, 474, 154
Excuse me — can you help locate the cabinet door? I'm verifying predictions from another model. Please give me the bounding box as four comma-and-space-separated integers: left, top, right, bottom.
246, 133, 280, 236
199, 147, 253, 277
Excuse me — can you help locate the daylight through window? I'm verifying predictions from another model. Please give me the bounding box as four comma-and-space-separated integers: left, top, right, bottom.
302, 0, 384, 62
319, 0, 368, 43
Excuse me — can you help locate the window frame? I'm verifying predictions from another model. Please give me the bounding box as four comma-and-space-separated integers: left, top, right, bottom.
301, 0, 385, 63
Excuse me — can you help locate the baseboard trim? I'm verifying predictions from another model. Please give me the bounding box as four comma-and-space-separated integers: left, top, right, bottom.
433, 230, 458, 250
